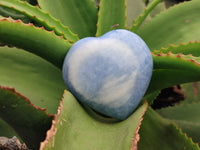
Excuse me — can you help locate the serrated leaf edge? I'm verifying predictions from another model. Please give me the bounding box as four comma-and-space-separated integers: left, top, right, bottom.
153, 40, 200, 52
152, 51, 200, 67
0, 86, 54, 117
136, 0, 192, 33
173, 123, 200, 148
0, 17, 71, 43
0, 0, 79, 43
40, 92, 149, 150
39, 90, 65, 150
130, 0, 162, 33
157, 102, 200, 146
131, 101, 148, 150
0, 17, 72, 68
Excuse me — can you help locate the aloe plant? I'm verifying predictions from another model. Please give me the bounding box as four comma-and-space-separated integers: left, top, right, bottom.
0, 0, 200, 149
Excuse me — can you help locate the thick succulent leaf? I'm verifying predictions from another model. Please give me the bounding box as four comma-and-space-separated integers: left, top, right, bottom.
96, 0, 126, 36
0, 47, 66, 114
146, 52, 200, 94
40, 90, 148, 150
21, 0, 38, 5
0, 18, 71, 68
148, 0, 166, 18
157, 102, 200, 146
0, 0, 79, 42
38, 0, 98, 39
0, 119, 20, 139
138, 107, 200, 150
153, 41, 200, 57
0, 86, 53, 150
138, 0, 200, 50
130, 0, 162, 33
0, 6, 30, 23
181, 82, 200, 104
142, 90, 160, 105
126, 0, 146, 27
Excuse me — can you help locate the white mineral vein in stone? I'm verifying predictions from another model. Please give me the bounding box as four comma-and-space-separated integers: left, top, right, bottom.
67, 38, 138, 107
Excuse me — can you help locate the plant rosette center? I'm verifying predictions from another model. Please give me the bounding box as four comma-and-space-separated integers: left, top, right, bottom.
62, 29, 153, 120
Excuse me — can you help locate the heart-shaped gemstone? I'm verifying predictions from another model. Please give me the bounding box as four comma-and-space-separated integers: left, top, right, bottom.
63, 29, 153, 120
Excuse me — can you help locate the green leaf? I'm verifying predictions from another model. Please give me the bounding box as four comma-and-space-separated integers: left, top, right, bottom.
130, 0, 162, 33
0, 18, 71, 68
0, 0, 79, 42
38, 0, 98, 39
138, 107, 200, 150
146, 52, 200, 94
181, 82, 200, 104
0, 86, 53, 150
40, 90, 148, 150
0, 6, 30, 23
96, 0, 126, 36
21, 0, 38, 5
138, 0, 200, 50
126, 0, 146, 27
148, 0, 166, 18
0, 47, 66, 114
153, 41, 200, 57
143, 90, 160, 105
157, 102, 200, 146
0, 119, 20, 139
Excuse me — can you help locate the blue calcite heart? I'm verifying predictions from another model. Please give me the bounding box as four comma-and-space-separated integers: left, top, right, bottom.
62, 29, 153, 120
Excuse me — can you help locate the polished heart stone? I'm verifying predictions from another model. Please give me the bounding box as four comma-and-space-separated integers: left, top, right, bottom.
62, 29, 153, 120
